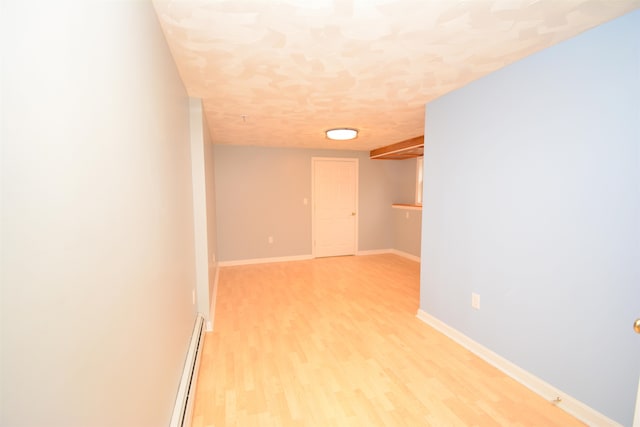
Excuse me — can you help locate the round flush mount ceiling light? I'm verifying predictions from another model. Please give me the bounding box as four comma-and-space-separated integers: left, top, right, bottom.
326, 128, 358, 141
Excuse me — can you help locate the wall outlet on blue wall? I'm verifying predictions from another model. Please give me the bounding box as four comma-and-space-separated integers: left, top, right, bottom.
472, 293, 480, 310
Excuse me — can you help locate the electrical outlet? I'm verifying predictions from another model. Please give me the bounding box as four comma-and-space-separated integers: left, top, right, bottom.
303, 198, 308, 205
268, 236, 274, 244
471, 293, 480, 310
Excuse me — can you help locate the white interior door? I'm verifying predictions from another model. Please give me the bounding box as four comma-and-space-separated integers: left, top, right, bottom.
312, 157, 358, 258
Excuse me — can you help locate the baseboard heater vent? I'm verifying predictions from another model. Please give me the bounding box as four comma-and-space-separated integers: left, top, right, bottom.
170, 314, 205, 427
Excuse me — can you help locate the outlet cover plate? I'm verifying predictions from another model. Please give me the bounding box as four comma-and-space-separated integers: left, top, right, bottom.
472, 293, 480, 310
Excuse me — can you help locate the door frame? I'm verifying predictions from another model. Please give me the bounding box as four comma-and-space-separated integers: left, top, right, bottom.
311, 157, 359, 258
634, 374, 640, 427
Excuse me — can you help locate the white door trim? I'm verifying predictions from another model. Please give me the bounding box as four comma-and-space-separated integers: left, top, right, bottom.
311, 157, 359, 258
634, 374, 640, 427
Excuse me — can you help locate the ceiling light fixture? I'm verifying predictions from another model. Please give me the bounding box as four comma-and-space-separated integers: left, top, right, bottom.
326, 128, 358, 141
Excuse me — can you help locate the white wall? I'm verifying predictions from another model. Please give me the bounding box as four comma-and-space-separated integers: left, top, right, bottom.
213, 145, 412, 262
392, 208, 421, 259
421, 10, 640, 426
202, 115, 218, 312
390, 158, 422, 258
188, 98, 219, 329
1, 2, 197, 426
189, 99, 212, 326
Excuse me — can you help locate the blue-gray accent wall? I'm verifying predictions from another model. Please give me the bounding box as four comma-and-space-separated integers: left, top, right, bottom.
213, 146, 417, 262
420, 10, 639, 426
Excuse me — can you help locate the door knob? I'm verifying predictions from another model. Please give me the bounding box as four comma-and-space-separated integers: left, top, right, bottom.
634, 319, 640, 334
351, 212, 356, 216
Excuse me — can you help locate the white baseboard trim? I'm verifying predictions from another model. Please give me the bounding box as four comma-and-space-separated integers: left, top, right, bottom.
218, 251, 420, 266
356, 248, 420, 263
416, 309, 621, 427
356, 249, 393, 256
389, 249, 420, 263
218, 254, 314, 267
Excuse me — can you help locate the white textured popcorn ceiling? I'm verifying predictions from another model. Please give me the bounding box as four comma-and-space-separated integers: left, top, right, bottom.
152, 0, 640, 151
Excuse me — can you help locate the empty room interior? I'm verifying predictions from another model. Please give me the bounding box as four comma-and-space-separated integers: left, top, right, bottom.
1, 1, 639, 427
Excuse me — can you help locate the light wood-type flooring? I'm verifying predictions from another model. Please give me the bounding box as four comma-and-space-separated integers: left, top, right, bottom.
191, 254, 584, 427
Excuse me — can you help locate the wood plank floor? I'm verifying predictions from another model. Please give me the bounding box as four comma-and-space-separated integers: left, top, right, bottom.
191, 254, 584, 427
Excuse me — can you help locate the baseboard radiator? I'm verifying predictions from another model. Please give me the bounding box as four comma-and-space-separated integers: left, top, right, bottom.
170, 314, 205, 427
